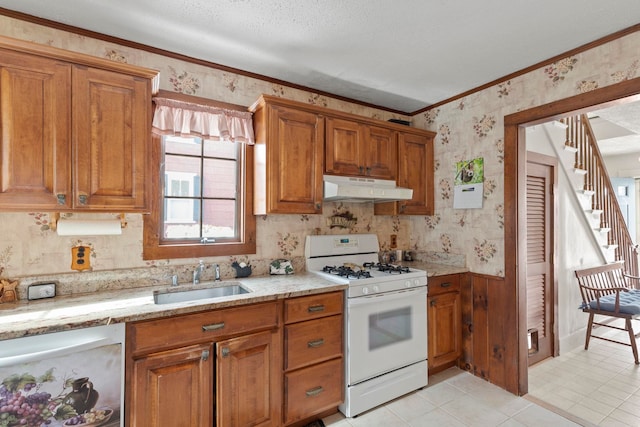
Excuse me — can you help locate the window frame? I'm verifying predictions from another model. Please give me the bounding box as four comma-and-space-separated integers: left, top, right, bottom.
143, 98, 256, 260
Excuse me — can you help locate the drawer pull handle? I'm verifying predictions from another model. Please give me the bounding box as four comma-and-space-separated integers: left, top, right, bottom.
308, 305, 325, 313
202, 322, 225, 332
307, 339, 324, 348
305, 386, 324, 397
440, 282, 452, 288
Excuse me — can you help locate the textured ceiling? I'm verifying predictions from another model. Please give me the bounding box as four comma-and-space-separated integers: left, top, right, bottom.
0, 0, 639, 113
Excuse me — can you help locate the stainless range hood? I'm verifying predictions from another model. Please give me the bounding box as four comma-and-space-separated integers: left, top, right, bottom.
323, 175, 413, 203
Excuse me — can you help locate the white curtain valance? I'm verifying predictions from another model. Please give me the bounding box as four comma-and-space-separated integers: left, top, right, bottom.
152, 97, 254, 144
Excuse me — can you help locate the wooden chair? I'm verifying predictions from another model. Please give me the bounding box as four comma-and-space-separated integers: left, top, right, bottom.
575, 262, 640, 364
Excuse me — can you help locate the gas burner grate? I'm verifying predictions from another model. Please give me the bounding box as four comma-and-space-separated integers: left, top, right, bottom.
322, 265, 372, 279
363, 262, 412, 274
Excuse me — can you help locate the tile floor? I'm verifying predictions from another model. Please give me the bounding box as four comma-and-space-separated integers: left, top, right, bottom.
323, 322, 640, 427
322, 367, 583, 426
528, 323, 640, 427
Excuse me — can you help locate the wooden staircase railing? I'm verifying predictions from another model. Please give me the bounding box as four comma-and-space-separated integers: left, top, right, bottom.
562, 114, 639, 280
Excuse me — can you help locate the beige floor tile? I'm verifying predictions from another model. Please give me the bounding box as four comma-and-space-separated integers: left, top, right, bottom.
407, 407, 466, 427
511, 404, 583, 427
440, 393, 510, 427
607, 406, 640, 426
385, 391, 436, 422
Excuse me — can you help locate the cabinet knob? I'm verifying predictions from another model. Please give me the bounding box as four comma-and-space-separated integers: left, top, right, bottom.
315, 202, 322, 210
221, 347, 230, 358
399, 204, 406, 213
78, 194, 88, 205
56, 194, 66, 205
201, 350, 210, 361
430, 299, 437, 307
366, 166, 371, 175
359, 166, 364, 174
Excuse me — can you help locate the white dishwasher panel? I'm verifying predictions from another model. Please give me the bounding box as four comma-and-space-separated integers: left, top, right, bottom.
0, 324, 124, 426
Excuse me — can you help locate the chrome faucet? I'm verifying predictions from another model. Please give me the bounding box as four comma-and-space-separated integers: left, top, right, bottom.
193, 260, 205, 284
214, 264, 221, 281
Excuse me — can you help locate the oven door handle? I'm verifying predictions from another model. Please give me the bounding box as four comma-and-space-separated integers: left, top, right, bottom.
348, 286, 427, 306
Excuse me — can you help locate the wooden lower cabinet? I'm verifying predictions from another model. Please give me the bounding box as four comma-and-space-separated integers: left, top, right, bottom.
428, 274, 462, 374
127, 301, 281, 427
283, 292, 344, 426
283, 359, 343, 425
130, 343, 213, 427
217, 330, 282, 427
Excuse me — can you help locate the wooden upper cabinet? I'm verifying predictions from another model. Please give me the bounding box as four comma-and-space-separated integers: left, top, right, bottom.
375, 130, 435, 216
73, 66, 149, 210
325, 118, 397, 180
0, 35, 157, 212
251, 97, 324, 214
0, 49, 72, 210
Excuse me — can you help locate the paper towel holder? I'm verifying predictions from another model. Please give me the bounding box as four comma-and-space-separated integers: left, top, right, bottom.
49, 213, 128, 232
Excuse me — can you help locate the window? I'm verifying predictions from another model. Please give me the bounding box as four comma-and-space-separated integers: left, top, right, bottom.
143, 93, 255, 260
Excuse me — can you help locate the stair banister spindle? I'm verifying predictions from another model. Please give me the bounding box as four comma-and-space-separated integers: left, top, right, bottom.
574, 113, 637, 277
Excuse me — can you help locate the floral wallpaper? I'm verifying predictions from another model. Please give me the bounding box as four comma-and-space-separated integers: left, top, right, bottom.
0, 15, 637, 286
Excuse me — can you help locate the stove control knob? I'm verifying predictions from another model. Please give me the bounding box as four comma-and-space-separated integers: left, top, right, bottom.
362, 287, 369, 295
373, 285, 380, 293
405, 280, 411, 288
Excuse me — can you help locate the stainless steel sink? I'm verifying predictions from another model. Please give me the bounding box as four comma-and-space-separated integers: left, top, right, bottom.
153, 283, 250, 305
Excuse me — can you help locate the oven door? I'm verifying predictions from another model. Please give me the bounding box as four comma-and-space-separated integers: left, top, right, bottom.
346, 286, 427, 385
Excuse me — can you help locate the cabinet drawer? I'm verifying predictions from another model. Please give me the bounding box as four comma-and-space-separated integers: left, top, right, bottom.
129, 302, 279, 355
284, 358, 343, 425
428, 274, 461, 297
285, 315, 342, 371
284, 291, 343, 324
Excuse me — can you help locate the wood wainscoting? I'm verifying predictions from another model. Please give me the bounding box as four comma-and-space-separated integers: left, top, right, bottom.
458, 272, 519, 394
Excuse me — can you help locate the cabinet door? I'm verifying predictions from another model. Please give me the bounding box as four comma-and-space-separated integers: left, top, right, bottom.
398, 132, 434, 215
72, 66, 149, 211
325, 117, 363, 176
0, 49, 72, 209
263, 105, 323, 214
130, 343, 213, 427
428, 291, 462, 372
364, 125, 397, 180
375, 131, 434, 215
217, 329, 282, 427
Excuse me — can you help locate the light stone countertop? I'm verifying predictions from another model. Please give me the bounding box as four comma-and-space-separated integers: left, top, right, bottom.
0, 263, 467, 341
0, 272, 347, 341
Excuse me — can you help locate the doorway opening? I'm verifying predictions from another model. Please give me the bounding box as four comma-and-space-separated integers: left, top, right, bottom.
504, 76, 640, 396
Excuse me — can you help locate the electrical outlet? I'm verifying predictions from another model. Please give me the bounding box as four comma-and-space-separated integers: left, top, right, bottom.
28, 283, 56, 300
71, 245, 91, 271
390, 234, 397, 249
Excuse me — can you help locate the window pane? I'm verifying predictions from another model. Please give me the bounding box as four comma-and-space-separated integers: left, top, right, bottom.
163, 198, 201, 239
204, 139, 236, 159
202, 199, 237, 238
164, 155, 201, 197
203, 158, 237, 198
165, 136, 202, 156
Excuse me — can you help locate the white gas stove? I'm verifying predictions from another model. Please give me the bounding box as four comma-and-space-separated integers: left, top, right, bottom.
305, 234, 427, 297
305, 234, 428, 418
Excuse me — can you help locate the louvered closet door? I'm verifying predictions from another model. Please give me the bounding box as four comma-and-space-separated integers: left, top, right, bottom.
526, 153, 556, 366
